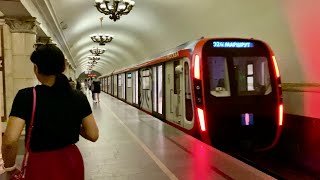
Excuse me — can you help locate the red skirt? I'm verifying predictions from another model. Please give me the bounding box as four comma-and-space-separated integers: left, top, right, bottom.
25, 144, 84, 180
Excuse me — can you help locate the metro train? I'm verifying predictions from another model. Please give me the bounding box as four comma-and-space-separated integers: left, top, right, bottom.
99, 37, 283, 151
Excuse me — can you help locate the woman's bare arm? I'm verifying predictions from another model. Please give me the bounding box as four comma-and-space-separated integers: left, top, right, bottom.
80, 114, 99, 142
2, 116, 25, 168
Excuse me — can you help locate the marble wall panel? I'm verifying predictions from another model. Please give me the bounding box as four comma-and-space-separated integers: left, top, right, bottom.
13, 55, 35, 78
11, 33, 25, 56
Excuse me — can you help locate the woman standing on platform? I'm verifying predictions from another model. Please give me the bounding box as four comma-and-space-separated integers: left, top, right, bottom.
2, 44, 99, 180
92, 77, 101, 103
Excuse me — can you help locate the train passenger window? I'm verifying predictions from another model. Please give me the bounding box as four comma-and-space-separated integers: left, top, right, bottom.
207, 57, 231, 97
233, 57, 272, 96
122, 73, 126, 98
184, 62, 193, 121
118, 75, 122, 98
127, 73, 132, 88
118, 75, 122, 86
174, 61, 181, 94
108, 77, 111, 93
135, 71, 139, 103
114, 75, 117, 96
142, 69, 150, 90
133, 72, 136, 103
152, 66, 157, 112
157, 65, 163, 114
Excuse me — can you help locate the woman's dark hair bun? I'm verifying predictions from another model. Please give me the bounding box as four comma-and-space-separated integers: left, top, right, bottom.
30, 44, 65, 75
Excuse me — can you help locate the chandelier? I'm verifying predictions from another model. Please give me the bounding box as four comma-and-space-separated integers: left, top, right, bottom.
88, 61, 98, 65
90, 34, 113, 46
94, 0, 135, 22
88, 55, 100, 61
90, 47, 106, 56
90, 17, 114, 45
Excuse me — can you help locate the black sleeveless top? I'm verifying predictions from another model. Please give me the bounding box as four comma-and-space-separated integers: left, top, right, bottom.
10, 85, 92, 152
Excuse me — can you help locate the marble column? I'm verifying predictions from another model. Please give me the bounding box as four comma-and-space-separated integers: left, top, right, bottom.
4, 17, 39, 119
0, 19, 5, 123
0, 18, 4, 171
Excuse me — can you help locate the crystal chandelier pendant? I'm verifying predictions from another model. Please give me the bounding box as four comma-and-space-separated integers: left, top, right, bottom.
95, 0, 135, 22
88, 55, 100, 61
90, 17, 114, 45
90, 47, 106, 56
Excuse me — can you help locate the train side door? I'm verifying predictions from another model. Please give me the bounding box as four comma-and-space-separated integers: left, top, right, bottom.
152, 65, 164, 119
182, 59, 194, 130
165, 59, 183, 126
132, 70, 139, 107
113, 75, 117, 97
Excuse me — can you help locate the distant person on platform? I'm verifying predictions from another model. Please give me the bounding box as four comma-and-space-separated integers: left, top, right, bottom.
87, 78, 92, 92
92, 77, 101, 103
2, 44, 99, 180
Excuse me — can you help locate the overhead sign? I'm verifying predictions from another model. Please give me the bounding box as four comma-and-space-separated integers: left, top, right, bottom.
87, 74, 97, 77
213, 41, 254, 48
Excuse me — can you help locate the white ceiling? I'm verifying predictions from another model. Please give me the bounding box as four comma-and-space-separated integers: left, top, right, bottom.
48, 0, 294, 76
4, 0, 320, 83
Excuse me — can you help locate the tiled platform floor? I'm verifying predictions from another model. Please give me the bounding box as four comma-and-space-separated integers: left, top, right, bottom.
77, 92, 275, 180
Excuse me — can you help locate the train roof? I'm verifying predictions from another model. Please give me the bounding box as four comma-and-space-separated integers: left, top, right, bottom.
99, 37, 272, 77
147, 37, 203, 60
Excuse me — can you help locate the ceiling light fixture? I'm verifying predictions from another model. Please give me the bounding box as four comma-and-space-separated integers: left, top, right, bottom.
88, 61, 98, 65
94, 0, 135, 22
88, 55, 101, 61
90, 17, 114, 46
90, 47, 106, 56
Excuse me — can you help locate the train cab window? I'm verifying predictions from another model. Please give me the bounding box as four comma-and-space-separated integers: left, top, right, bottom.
207, 57, 231, 97
247, 64, 254, 91
233, 57, 272, 96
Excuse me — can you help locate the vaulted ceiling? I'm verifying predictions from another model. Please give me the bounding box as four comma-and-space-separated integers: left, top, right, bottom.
1, 0, 320, 83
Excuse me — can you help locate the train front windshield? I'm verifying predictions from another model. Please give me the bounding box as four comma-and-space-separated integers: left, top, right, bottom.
207, 56, 272, 97
203, 41, 274, 98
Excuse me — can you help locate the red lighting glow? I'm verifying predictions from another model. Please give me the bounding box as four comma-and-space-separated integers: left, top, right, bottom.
279, 104, 283, 126
197, 108, 206, 131
194, 55, 200, 79
272, 56, 280, 78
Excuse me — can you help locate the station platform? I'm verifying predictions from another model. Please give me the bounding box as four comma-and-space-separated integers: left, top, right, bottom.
0, 91, 275, 180
76, 92, 274, 180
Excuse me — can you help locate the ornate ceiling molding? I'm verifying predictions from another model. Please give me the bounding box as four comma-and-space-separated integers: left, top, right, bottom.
20, 0, 76, 69
5, 16, 39, 34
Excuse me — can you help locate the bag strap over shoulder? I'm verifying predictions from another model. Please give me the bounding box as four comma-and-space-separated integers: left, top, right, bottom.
20, 87, 36, 176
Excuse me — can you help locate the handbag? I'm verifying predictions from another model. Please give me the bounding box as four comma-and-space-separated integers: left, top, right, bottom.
11, 87, 37, 180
